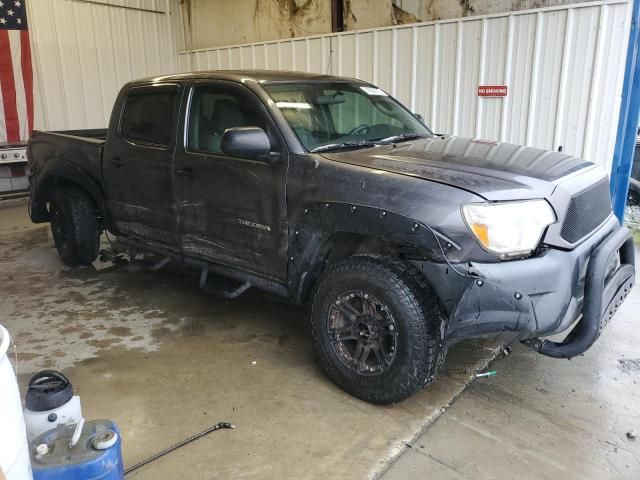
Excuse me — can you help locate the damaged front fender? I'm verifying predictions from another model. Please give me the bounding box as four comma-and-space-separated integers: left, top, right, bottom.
288, 201, 460, 303
448, 278, 538, 341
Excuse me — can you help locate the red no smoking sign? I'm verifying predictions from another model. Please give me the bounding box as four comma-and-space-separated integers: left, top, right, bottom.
478, 85, 508, 97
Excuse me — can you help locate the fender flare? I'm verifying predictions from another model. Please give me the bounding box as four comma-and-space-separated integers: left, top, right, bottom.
287, 202, 460, 303
30, 157, 107, 225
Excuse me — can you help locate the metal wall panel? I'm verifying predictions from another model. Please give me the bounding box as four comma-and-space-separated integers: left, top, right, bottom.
71, 0, 166, 12
177, 0, 632, 171
28, 0, 178, 131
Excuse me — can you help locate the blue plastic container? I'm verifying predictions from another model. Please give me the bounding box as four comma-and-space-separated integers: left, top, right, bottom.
30, 420, 124, 480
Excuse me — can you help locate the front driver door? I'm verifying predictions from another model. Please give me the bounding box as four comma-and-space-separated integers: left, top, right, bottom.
173, 81, 289, 281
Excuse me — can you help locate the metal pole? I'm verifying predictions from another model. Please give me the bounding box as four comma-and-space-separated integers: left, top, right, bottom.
611, 0, 640, 221
124, 422, 234, 476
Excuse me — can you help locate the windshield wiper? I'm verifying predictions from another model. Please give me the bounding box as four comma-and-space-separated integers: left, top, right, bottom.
310, 140, 384, 153
377, 133, 429, 144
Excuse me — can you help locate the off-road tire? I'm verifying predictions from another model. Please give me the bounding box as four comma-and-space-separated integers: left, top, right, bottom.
50, 186, 100, 267
311, 255, 446, 404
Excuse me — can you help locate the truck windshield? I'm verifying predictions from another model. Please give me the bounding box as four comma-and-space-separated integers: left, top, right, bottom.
263, 82, 432, 152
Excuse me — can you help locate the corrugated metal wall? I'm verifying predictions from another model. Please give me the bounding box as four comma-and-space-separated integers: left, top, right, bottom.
27, 0, 178, 131
177, 0, 632, 171
78, 0, 166, 12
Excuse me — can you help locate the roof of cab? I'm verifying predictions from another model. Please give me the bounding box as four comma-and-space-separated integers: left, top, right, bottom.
129, 69, 368, 85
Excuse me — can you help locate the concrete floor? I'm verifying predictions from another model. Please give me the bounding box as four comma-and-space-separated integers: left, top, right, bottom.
382, 259, 640, 478
1, 205, 501, 479
2, 204, 639, 479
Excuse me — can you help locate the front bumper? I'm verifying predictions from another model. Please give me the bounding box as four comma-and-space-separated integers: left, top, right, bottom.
416, 215, 635, 359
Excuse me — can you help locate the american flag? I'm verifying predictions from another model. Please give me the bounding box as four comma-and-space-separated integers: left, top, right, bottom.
0, 0, 32, 143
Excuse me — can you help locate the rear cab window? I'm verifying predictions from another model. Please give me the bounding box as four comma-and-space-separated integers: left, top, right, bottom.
120, 87, 179, 146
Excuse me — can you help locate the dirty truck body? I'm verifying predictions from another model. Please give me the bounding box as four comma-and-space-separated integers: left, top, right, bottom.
27, 71, 635, 404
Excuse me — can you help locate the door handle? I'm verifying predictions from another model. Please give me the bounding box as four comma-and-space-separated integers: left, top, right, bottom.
111, 156, 125, 168
176, 167, 197, 179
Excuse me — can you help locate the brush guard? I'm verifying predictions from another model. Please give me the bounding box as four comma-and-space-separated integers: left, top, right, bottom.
522, 226, 635, 359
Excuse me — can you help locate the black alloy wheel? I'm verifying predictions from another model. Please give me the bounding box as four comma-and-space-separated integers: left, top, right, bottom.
327, 291, 398, 376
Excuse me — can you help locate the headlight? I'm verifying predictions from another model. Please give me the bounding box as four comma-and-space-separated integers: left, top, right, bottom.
462, 200, 556, 258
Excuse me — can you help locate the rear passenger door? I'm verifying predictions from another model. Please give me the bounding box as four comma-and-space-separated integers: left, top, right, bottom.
103, 84, 181, 249
173, 81, 289, 281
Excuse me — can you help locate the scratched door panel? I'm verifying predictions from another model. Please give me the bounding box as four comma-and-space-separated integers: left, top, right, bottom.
173, 81, 289, 280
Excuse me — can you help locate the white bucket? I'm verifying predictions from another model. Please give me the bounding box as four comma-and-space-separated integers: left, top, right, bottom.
24, 395, 82, 442
0, 325, 33, 480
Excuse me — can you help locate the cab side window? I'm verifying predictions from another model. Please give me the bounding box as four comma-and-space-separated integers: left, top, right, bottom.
187, 87, 266, 155
120, 90, 178, 146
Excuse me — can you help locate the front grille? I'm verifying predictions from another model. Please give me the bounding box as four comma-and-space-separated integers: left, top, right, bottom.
560, 179, 612, 244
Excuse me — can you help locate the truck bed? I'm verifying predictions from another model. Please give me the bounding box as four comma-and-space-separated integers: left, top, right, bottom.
51, 129, 108, 141
27, 129, 107, 188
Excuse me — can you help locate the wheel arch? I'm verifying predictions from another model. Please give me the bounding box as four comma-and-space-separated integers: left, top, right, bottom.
288, 202, 458, 304
30, 158, 106, 226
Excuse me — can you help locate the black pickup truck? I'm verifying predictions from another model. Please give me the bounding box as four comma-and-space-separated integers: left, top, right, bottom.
27, 71, 635, 404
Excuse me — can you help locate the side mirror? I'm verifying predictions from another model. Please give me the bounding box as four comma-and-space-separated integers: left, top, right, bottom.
221, 127, 272, 162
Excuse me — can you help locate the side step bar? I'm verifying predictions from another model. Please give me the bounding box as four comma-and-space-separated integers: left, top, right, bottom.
199, 269, 251, 299
115, 236, 282, 298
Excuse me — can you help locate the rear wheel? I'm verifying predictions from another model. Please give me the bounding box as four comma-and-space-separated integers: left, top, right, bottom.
311, 255, 445, 404
50, 186, 100, 266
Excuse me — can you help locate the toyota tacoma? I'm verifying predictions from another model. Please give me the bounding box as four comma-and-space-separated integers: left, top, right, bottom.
27, 71, 636, 404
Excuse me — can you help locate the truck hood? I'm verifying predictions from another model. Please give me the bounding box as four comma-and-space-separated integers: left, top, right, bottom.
320, 136, 594, 201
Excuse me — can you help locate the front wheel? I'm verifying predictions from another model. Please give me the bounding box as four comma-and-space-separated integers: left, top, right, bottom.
310, 255, 446, 404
